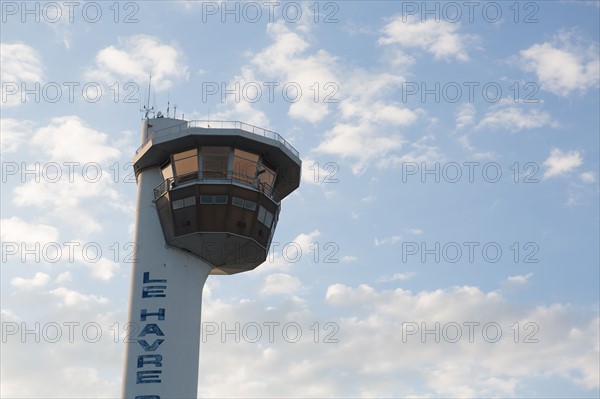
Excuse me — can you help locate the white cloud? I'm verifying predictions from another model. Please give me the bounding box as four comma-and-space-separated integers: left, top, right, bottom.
316, 98, 423, 173
32, 116, 121, 164
374, 235, 403, 247
47, 9, 74, 49
0, 219, 119, 281
219, 19, 422, 174
0, 217, 60, 244
0, 217, 62, 264
8, 117, 133, 236
456, 103, 476, 130
260, 273, 303, 296
48, 287, 109, 308
337, 71, 410, 122
315, 120, 406, 175
325, 283, 376, 305
87, 258, 120, 281
0, 43, 44, 107
378, 272, 415, 282
209, 95, 271, 128
0, 308, 21, 322
13, 172, 129, 235
383, 134, 443, 168
10, 272, 51, 289
54, 271, 73, 284
504, 273, 533, 285
208, 66, 272, 128
322, 284, 599, 396
361, 194, 376, 203
579, 171, 596, 183
389, 49, 417, 70
519, 30, 600, 96
67, 241, 120, 281
198, 294, 341, 398
298, 158, 339, 199
477, 103, 556, 132
85, 35, 189, 92
256, 230, 321, 274
0, 118, 35, 153
313, 69, 422, 174
292, 230, 321, 254
379, 16, 473, 61
0, 306, 123, 398
251, 21, 339, 123
3, 280, 598, 398
543, 148, 583, 179
0, 43, 44, 82
190, 16, 338, 126
341, 255, 358, 263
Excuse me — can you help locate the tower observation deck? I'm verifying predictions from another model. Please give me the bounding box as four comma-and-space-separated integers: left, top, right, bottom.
134, 117, 301, 274
122, 117, 301, 398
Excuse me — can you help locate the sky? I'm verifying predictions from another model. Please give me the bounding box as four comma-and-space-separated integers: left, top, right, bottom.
0, 1, 599, 397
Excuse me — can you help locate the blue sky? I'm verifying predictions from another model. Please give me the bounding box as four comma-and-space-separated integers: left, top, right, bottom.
1, 1, 599, 397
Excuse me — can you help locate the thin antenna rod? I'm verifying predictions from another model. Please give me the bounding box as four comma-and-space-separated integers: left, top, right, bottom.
146, 76, 151, 113
208, 108, 211, 128
141, 75, 155, 120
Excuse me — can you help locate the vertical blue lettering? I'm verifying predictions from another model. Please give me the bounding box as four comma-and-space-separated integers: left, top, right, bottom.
140, 308, 165, 321
137, 354, 163, 368
136, 370, 162, 384
138, 324, 165, 337
143, 271, 167, 283
137, 339, 165, 351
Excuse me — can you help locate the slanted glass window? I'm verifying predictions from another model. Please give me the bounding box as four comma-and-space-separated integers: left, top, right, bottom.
244, 199, 256, 211
232, 196, 256, 210
200, 195, 213, 204
161, 161, 173, 181
214, 195, 228, 204
233, 148, 259, 185
264, 210, 274, 228
200, 195, 228, 205
258, 206, 267, 224
257, 162, 276, 195
172, 196, 195, 210
258, 205, 274, 228
232, 196, 245, 208
202, 147, 230, 179
173, 149, 198, 183
172, 199, 184, 210
183, 196, 196, 207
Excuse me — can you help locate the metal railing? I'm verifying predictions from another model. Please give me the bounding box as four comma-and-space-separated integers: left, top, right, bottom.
154, 178, 173, 199
137, 120, 299, 158
153, 173, 279, 202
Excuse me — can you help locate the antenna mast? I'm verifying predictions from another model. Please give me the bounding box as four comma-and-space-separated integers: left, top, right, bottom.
141, 75, 155, 120
167, 91, 170, 118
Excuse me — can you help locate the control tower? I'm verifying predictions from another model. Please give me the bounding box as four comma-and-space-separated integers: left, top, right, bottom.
122, 117, 301, 398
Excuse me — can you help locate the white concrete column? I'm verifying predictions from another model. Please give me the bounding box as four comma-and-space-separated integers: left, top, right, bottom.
122, 167, 212, 399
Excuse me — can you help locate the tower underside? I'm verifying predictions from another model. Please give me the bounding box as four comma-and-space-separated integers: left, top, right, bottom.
155, 181, 278, 274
